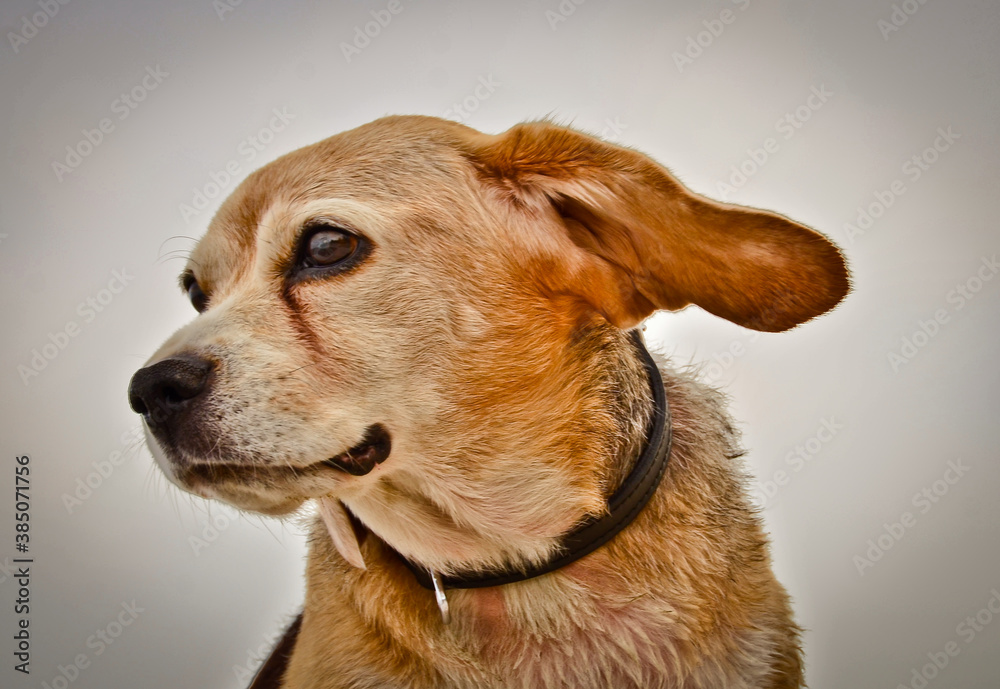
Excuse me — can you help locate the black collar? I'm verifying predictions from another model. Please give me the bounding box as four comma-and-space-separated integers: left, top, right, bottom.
399, 328, 672, 591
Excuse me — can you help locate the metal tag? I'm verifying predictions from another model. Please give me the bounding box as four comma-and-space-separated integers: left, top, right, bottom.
429, 570, 451, 625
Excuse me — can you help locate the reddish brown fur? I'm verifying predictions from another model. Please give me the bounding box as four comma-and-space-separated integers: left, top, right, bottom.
139, 115, 848, 688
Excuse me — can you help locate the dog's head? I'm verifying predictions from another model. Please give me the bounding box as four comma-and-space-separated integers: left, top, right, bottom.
129, 116, 848, 573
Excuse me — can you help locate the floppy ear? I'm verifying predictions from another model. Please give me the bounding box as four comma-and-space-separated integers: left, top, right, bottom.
465, 121, 850, 332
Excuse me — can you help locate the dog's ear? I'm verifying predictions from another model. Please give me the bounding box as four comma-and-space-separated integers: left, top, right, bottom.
464, 121, 849, 331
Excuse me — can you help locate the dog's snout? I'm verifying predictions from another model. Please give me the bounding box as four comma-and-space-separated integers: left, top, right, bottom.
128, 355, 214, 425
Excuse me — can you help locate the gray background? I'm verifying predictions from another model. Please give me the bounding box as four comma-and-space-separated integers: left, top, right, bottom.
1, 0, 998, 687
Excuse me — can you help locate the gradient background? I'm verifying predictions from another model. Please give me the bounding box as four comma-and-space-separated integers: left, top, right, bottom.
1, 1, 998, 687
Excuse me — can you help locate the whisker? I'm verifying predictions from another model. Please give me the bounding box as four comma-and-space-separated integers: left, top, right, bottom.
158, 234, 200, 251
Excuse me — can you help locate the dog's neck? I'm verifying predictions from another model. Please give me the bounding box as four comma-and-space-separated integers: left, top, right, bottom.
401, 327, 667, 600
339, 324, 660, 587
356, 326, 661, 591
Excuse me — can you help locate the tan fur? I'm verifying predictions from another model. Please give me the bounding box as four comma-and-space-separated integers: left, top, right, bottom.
137, 115, 848, 688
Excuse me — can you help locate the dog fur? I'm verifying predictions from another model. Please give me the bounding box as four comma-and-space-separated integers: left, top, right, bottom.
135, 115, 848, 688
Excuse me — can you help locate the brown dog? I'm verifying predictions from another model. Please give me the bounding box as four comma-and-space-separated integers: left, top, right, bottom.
129, 116, 848, 688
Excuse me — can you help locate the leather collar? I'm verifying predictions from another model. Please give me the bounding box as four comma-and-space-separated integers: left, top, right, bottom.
247, 328, 671, 688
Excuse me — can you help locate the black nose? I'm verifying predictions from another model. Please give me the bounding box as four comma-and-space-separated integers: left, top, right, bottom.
128, 355, 214, 427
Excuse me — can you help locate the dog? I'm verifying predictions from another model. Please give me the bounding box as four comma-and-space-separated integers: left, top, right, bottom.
128, 115, 848, 688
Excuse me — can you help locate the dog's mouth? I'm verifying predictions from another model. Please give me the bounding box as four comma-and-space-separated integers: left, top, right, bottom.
320, 423, 392, 476
150, 423, 392, 510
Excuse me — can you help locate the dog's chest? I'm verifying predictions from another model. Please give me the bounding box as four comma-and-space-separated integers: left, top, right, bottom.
465, 594, 675, 688
435, 582, 770, 689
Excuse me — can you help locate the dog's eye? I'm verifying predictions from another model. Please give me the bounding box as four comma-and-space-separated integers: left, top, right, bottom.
304, 227, 358, 267
288, 223, 369, 285
185, 277, 208, 313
